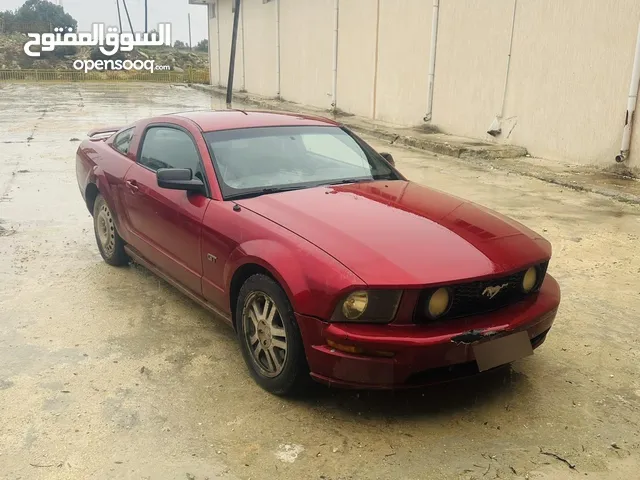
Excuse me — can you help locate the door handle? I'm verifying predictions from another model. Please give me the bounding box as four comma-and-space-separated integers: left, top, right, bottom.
126, 180, 139, 193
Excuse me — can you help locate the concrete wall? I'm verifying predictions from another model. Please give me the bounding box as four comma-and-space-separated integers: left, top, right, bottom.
433, 0, 640, 166
335, 0, 377, 118
433, 0, 516, 140
279, 0, 335, 108
505, 0, 640, 165
240, 0, 278, 95
206, 0, 640, 167
374, 0, 432, 125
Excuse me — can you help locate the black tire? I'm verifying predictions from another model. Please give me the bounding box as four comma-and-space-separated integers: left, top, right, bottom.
92, 194, 129, 267
235, 274, 310, 396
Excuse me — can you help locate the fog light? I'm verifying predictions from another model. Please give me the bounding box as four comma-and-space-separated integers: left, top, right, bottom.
522, 267, 538, 293
428, 288, 450, 318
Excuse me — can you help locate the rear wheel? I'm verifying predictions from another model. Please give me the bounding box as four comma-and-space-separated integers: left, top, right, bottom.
93, 194, 128, 266
236, 274, 309, 396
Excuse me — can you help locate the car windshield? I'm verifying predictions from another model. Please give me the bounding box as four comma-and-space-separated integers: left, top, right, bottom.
203, 126, 399, 199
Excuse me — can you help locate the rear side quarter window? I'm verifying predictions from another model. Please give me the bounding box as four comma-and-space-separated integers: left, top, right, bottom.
112, 127, 135, 155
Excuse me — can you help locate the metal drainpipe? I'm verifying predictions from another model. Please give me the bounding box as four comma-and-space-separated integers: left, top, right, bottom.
207, 4, 214, 86
500, 0, 517, 119
616, 20, 640, 163
424, 0, 440, 122
331, 0, 340, 112
487, 0, 517, 137
276, 0, 281, 98
240, 0, 246, 91
371, 0, 381, 119
216, 1, 222, 87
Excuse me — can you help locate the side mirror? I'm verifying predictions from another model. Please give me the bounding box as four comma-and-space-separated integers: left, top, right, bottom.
157, 168, 205, 194
380, 152, 395, 166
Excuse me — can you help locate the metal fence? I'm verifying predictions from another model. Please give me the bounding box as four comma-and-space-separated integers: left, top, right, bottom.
0, 20, 53, 34
0, 69, 210, 84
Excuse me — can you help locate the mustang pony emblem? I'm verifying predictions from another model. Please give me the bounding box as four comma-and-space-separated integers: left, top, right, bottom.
482, 283, 509, 299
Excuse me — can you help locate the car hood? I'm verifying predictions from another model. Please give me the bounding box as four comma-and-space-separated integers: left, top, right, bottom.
235, 180, 551, 286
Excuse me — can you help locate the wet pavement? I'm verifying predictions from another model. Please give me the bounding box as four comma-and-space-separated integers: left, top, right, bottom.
1, 83, 640, 480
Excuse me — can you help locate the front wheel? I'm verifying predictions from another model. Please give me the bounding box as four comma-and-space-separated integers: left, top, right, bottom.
93, 194, 129, 266
236, 274, 309, 396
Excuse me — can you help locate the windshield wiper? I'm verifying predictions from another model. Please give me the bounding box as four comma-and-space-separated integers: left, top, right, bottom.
225, 185, 309, 200
323, 178, 374, 186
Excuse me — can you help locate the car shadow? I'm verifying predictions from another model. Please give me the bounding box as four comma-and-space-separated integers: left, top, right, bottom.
90, 261, 534, 419
290, 365, 532, 419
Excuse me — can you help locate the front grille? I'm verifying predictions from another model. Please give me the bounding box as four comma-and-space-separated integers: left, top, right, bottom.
414, 261, 549, 323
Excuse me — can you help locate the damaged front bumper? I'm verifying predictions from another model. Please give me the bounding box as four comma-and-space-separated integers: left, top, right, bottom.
296, 274, 561, 389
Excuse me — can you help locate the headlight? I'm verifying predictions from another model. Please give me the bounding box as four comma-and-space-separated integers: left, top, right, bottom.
426, 287, 451, 319
341, 291, 369, 320
522, 267, 538, 293
331, 290, 402, 323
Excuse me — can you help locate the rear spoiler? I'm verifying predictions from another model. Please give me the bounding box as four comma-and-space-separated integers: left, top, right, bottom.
87, 126, 123, 139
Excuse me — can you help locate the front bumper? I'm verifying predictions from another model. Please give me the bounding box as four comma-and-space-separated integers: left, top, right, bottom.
296, 274, 561, 389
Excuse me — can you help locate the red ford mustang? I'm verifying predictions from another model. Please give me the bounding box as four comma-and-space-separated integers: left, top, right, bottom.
76, 110, 560, 395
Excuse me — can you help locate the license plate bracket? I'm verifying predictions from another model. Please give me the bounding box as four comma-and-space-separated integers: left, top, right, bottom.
472, 331, 533, 372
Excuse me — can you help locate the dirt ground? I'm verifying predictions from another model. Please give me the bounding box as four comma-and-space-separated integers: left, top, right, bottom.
1, 83, 639, 480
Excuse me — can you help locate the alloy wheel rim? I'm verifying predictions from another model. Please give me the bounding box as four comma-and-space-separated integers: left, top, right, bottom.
242, 291, 288, 378
97, 204, 116, 256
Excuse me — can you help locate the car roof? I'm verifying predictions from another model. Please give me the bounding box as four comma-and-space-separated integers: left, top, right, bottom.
171, 110, 340, 132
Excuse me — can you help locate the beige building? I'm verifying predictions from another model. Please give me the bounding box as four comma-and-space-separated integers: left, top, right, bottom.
191, 0, 640, 168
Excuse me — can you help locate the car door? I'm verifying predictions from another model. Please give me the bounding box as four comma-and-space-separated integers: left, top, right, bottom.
99, 126, 137, 243
122, 124, 211, 295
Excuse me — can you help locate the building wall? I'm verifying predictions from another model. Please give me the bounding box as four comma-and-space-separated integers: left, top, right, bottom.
208, 0, 640, 167
504, 0, 640, 165
432, 0, 516, 140
279, 0, 335, 108
240, 0, 278, 96
335, 0, 377, 118
374, 0, 432, 125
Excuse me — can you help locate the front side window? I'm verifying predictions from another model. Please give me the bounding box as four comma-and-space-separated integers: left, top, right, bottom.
113, 127, 134, 155
204, 126, 398, 199
138, 127, 204, 181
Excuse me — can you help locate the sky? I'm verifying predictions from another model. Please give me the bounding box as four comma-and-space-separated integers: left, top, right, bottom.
0, 0, 209, 44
